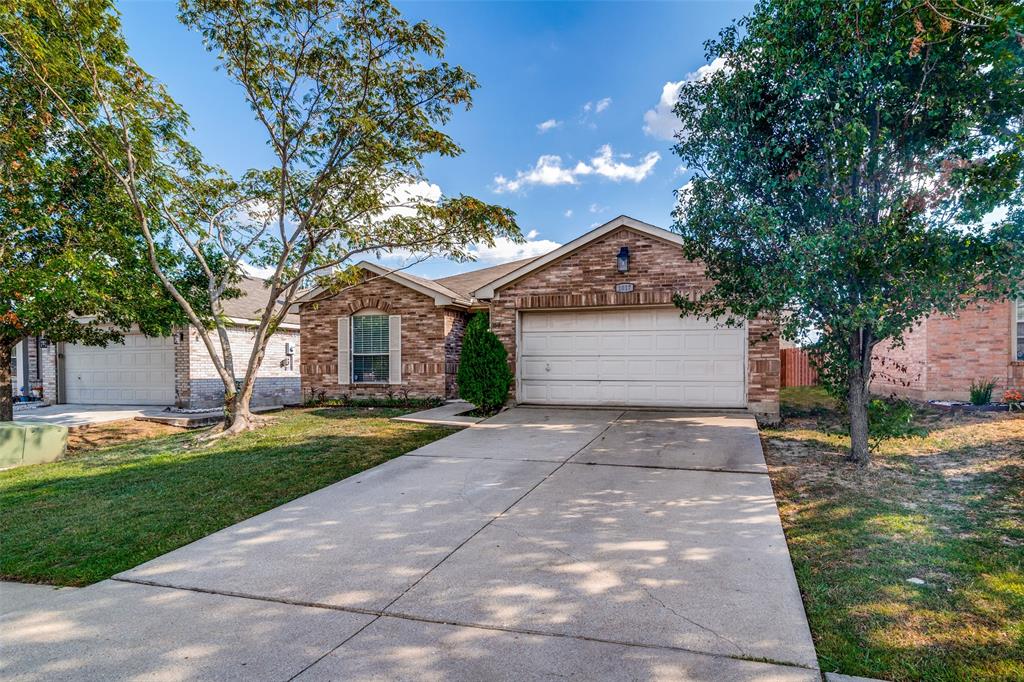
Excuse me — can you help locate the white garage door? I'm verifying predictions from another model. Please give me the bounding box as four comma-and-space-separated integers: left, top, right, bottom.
519, 308, 746, 408
63, 334, 175, 405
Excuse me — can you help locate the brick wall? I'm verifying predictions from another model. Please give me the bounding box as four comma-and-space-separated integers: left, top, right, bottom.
872, 300, 1017, 401
443, 309, 470, 399
488, 226, 781, 421
299, 276, 448, 401
184, 325, 301, 408
12, 337, 57, 403
174, 327, 191, 408
872, 321, 929, 400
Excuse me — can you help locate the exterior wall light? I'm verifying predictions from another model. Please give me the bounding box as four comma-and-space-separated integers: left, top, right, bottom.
616, 246, 630, 273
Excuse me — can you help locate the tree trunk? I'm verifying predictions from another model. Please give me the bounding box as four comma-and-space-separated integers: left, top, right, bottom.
220, 371, 258, 435
0, 342, 12, 422
847, 328, 874, 465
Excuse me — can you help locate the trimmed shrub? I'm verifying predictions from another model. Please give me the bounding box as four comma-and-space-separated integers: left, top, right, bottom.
457, 312, 512, 413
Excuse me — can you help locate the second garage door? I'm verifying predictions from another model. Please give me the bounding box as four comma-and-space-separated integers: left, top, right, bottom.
63, 334, 175, 405
518, 308, 746, 408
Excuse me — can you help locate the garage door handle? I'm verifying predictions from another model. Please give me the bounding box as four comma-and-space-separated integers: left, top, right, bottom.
545, 363, 551, 372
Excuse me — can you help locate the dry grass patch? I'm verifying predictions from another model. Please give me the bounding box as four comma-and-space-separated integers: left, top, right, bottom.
764, 387, 1023, 682
67, 419, 186, 454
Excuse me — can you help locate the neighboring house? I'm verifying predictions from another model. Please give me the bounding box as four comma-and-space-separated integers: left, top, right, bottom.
299, 216, 781, 421
872, 299, 1024, 401
9, 277, 301, 409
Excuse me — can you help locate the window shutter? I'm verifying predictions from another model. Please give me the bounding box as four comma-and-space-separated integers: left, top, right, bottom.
337, 316, 350, 385
388, 315, 402, 384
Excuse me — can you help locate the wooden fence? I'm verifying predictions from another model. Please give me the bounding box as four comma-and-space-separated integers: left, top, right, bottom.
781, 348, 819, 387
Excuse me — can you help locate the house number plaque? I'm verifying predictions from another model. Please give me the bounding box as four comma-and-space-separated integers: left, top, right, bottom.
614, 283, 635, 293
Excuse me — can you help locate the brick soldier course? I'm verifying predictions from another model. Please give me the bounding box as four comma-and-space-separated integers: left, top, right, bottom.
299, 216, 783, 421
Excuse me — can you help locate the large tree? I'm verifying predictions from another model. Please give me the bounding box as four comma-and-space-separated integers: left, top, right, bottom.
3, 0, 520, 434
0, 7, 190, 422
672, 0, 1024, 463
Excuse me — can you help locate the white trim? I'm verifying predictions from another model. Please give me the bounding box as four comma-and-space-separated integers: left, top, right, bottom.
337, 316, 351, 385
225, 316, 300, 330
11, 339, 24, 398
388, 315, 402, 384
1014, 298, 1023, 362
473, 216, 682, 299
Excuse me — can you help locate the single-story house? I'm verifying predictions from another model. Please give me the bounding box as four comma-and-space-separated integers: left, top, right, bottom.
299, 216, 781, 421
9, 277, 301, 409
872, 298, 1024, 401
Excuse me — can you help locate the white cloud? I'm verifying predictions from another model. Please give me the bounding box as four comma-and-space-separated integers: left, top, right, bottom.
494, 145, 660, 194
376, 179, 443, 219
588, 203, 606, 214
466, 229, 561, 264
643, 56, 729, 140
581, 97, 612, 123
494, 155, 577, 193
536, 118, 561, 134
564, 209, 573, 218
674, 179, 695, 223
575, 145, 660, 183
240, 261, 277, 279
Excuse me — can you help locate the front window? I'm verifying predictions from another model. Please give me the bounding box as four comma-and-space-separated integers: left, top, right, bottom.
1017, 299, 1024, 361
352, 314, 389, 382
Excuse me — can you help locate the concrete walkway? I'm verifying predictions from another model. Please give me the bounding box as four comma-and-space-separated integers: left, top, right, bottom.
1, 408, 819, 681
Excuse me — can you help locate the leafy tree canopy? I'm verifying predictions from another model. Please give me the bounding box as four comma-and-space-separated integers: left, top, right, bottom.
672, 0, 1024, 462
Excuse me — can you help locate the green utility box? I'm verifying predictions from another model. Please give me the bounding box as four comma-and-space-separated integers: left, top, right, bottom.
0, 423, 68, 469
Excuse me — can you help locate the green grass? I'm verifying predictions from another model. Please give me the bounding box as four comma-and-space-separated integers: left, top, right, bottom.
0, 407, 456, 586
764, 387, 1024, 681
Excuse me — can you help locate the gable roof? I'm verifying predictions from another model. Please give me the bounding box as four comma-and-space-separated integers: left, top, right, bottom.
294, 215, 674, 309
471, 216, 680, 299
435, 257, 540, 299
222, 276, 300, 326
356, 261, 469, 305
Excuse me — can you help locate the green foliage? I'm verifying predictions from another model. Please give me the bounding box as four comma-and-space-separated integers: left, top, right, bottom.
457, 313, 512, 413
969, 378, 998, 405
3, 0, 521, 422
304, 390, 443, 410
865, 398, 920, 448
671, 0, 1024, 461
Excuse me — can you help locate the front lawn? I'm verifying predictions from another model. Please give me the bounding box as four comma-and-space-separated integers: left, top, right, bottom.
0, 408, 455, 586
764, 387, 1024, 682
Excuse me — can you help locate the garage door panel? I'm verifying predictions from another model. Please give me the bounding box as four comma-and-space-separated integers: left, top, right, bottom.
519, 308, 746, 408
64, 334, 174, 405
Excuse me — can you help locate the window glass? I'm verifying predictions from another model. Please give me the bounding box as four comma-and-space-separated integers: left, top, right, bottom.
1017, 299, 1024, 361
352, 315, 389, 382
353, 315, 389, 354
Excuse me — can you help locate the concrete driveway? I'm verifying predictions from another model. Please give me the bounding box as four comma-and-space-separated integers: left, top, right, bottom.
13, 403, 172, 428
1, 407, 818, 681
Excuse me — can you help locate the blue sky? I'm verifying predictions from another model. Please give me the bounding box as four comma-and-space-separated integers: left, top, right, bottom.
118, 0, 754, 278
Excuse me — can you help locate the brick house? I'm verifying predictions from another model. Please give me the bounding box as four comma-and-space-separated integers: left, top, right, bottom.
299, 216, 781, 421
10, 277, 301, 409
872, 299, 1024, 401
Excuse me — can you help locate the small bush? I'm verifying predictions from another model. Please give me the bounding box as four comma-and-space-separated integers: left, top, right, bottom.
969, 378, 998, 406
457, 312, 512, 413
304, 393, 442, 410
866, 397, 920, 449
